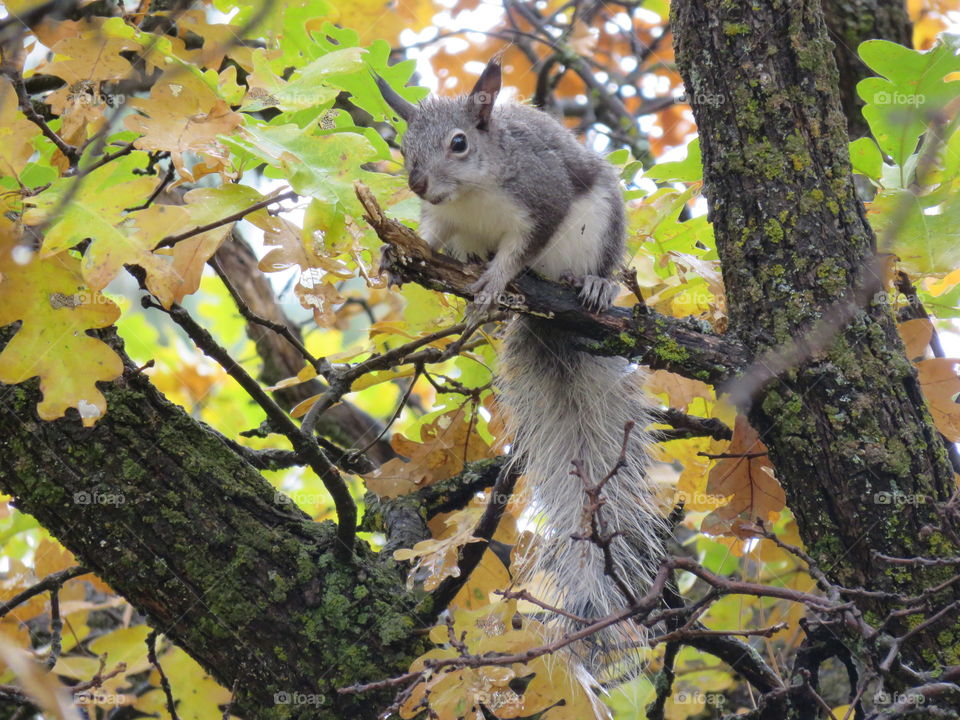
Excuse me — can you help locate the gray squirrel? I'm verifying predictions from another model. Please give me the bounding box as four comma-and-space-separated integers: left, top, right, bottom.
377, 59, 667, 677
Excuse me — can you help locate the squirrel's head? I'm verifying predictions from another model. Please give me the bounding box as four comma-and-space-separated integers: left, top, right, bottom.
377, 59, 502, 205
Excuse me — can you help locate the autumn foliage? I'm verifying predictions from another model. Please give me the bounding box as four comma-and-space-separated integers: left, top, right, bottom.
0, 1, 959, 719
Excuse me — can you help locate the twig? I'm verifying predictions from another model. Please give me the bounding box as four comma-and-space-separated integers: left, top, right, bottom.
698, 451, 768, 459
0, 66, 79, 165
426, 464, 521, 619
300, 321, 477, 436
125, 161, 175, 212
66, 141, 135, 176
146, 630, 181, 720
209, 255, 326, 374
649, 407, 732, 442
571, 421, 640, 607
42, 589, 63, 671
647, 622, 787, 647
0, 566, 88, 618
221, 678, 239, 720
153, 189, 299, 250
873, 552, 960, 567
495, 588, 592, 625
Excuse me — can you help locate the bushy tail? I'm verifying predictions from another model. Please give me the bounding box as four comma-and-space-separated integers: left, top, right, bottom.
498, 316, 667, 676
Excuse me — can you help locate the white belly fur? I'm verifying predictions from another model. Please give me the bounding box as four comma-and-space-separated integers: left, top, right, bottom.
422, 182, 608, 279
422, 188, 531, 262
530, 182, 610, 280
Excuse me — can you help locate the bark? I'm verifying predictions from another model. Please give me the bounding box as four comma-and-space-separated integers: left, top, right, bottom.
672, 0, 957, 676
0, 325, 426, 720
821, 0, 912, 138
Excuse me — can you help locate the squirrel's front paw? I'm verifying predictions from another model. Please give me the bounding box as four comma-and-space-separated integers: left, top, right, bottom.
465, 272, 505, 325
575, 275, 621, 313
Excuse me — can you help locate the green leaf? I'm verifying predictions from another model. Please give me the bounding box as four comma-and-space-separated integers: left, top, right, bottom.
849, 137, 883, 181
23, 152, 156, 256
312, 23, 428, 125
856, 37, 960, 170
645, 138, 703, 183
868, 188, 960, 274
226, 122, 404, 218
242, 47, 365, 113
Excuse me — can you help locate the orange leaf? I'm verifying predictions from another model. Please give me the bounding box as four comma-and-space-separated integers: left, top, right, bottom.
701, 416, 785, 536
897, 318, 934, 362
916, 358, 960, 441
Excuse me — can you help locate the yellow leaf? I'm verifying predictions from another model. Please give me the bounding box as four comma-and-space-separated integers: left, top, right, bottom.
290, 393, 323, 418
926, 266, 960, 296
0, 241, 122, 425
125, 73, 241, 182
255, 213, 348, 326
41, 26, 137, 85
147, 645, 230, 720
266, 363, 318, 391
645, 369, 713, 411
0, 78, 39, 177
350, 366, 417, 391
365, 406, 491, 497
452, 549, 511, 610
34, 540, 76, 579
0, 635, 78, 720
88, 626, 152, 673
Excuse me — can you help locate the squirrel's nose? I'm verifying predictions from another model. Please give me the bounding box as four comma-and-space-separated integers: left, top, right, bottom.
408, 170, 428, 198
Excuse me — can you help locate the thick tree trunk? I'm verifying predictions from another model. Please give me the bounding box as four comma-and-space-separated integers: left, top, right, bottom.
673, 0, 957, 676
822, 0, 912, 138
0, 325, 425, 719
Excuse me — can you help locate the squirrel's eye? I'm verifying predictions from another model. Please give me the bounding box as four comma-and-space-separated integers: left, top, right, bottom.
449, 133, 468, 154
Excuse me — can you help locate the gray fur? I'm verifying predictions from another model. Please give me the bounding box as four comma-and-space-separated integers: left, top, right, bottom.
383, 59, 666, 677
500, 318, 667, 675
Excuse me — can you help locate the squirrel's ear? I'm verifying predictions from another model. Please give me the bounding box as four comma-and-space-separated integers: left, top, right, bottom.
374, 74, 417, 123
467, 59, 501, 130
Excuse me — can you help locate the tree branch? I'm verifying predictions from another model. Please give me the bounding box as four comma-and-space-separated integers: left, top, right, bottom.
355, 183, 747, 386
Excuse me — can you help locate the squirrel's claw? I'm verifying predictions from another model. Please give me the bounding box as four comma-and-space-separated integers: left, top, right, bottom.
579, 275, 620, 312
564, 273, 620, 313
466, 271, 504, 325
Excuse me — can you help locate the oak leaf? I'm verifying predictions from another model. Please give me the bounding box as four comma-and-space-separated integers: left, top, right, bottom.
916, 358, 960, 441
0, 240, 122, 426
701, 416, 785, 536
125, 74, 242, 182
365, 406, 491, 497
